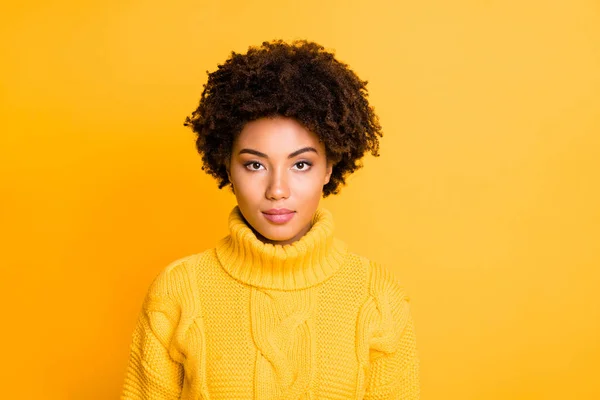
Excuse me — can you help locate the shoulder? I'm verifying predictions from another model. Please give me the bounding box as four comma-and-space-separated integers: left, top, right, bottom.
362, 258, 413, 335
143, 249, 215, 310
147, 254, 195, 293
137, 250, 214, 362
354, 257, 415, 357
346, 251, 411, 302
365, 260, 410, 303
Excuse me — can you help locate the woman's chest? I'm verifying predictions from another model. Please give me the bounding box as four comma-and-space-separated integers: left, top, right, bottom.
192, 282, 369, 399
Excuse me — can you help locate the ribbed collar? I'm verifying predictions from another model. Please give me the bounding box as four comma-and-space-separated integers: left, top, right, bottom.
215, 206, 349, 291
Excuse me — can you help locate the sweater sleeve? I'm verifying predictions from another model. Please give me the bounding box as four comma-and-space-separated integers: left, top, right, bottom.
121, 256, 199, 400
362, 263, 421, 400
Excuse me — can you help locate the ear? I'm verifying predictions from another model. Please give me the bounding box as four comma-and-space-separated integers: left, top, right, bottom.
324, 161, 333, 185
225, 163, 235, 193
225, 158, 232, 181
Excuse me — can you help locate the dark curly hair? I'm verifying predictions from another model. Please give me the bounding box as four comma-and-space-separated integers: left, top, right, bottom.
183, 39, 383, 197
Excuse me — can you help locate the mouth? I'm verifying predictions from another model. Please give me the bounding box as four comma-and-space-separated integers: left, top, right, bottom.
262, 209, 295, 224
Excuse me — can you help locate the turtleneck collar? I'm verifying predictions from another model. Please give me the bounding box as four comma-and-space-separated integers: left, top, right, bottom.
215, 206, 349, 291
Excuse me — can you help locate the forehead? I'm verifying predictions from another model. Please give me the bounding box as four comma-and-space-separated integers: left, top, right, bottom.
234, 117, 324, 151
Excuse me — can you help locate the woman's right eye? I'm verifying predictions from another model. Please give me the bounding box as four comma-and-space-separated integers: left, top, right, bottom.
245, 162, 264, 171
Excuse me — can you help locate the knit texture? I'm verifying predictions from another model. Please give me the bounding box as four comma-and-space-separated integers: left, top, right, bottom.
121, 206, 420, 399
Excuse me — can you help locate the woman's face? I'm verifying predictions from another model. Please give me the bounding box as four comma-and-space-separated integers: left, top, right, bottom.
227, 116, 333, 245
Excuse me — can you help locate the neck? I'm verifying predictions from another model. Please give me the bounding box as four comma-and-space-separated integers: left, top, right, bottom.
248, 221, 312, 246
215, 206, 349, 290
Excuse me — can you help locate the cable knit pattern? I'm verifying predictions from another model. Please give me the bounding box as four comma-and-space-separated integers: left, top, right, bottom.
121, 206, 420, 399
358, 263, 420, 399
251, 289, 316, 399
122, 255, 210, 399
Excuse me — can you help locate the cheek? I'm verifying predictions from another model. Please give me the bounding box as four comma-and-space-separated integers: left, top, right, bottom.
300, 167, 329, 187
233, 175, 257, 193
231, 169, 264, 199
290, 175, 326, 201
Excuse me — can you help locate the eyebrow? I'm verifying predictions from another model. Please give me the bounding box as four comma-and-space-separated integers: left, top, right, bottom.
238, 146, 318, 159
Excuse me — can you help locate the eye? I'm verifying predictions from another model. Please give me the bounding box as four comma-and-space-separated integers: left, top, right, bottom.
244, 161, 265, 171
293, 161, 312, 171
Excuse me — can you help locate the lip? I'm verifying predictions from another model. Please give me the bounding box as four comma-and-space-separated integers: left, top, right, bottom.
262, 209, 295, 224
263, 208, 294, 215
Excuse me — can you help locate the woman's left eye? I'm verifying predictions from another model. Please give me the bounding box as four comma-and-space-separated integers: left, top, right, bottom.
293, 161, 312, 171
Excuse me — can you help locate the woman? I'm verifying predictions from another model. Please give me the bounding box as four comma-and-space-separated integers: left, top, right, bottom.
121, 39, 420, 399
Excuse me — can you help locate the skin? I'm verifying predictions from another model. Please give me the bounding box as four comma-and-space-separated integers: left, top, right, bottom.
226, 116, 333, 246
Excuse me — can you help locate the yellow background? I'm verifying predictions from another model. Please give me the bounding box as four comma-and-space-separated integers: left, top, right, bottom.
1, 0, 599, 398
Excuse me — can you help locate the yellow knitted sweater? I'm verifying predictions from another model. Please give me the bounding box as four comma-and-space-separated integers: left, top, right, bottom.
121, 206, 420, 399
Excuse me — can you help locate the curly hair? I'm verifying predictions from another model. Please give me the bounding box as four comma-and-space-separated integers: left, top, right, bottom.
183, 39, 383, 197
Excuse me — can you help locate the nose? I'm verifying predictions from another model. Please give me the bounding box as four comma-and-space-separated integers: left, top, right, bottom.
265, 168, 290, 200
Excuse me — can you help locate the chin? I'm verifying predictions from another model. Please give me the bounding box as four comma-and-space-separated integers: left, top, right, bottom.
257, 225, 298, 243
